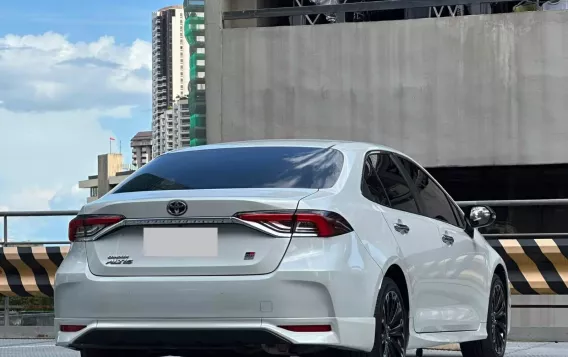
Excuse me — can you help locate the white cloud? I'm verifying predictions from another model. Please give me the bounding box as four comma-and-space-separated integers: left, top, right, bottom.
0, 32, 151, 112
0, 32, 151, 242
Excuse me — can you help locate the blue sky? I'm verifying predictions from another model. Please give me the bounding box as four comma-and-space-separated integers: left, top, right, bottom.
0, 0, 181, 243
2, 0, 177, 150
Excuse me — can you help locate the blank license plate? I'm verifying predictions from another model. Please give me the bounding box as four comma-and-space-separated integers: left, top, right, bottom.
143, 227, 218, 257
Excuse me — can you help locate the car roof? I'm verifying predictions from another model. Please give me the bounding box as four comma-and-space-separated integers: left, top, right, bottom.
170, 139, 404, 155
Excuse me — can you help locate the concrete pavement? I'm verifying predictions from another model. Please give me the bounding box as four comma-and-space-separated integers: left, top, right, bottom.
0, 340, 565, 357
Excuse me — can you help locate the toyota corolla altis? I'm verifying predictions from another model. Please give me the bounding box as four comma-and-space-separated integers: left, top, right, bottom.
55, 140, 510, 357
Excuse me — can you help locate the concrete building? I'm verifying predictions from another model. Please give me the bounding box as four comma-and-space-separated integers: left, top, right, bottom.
153, 109, 176, 154
206, 7, 568, 169
78, 154, 135, 203
174, 97, 191, 148
130, 131, 152, 168
152, 5, 190, 157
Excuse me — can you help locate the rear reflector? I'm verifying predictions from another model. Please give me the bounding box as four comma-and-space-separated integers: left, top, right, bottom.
68, 215, 125, 242
60, 325, 86, 332
235, 210, 352, 238
279, 325, 332, 332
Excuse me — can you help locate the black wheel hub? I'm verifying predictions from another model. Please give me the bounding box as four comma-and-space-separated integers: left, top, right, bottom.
491, 283, 507, 356
380, 290, 406, 357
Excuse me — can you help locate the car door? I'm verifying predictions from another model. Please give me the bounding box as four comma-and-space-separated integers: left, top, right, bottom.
363, 152, 453, 333
396, 155, 488, 332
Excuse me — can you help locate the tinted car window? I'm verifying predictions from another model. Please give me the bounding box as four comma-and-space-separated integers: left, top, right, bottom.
362, 154, 390, 205
375, 153, 420, 215
450, 201, 466, 228
397, 156, 459, 226
114, 146, 344, 193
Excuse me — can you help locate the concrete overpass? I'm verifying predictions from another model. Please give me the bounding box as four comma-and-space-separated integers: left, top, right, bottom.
205, 3, 568, 168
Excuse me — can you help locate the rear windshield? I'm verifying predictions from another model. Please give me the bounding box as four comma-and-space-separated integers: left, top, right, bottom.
113, 146, 344, 193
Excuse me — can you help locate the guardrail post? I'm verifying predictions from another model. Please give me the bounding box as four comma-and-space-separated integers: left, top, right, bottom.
2, 215, 7, 326
3, 215, 6, 244
3, 297, 8, 327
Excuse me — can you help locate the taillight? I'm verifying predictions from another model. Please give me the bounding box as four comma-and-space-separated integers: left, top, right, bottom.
60, 324, 86, 332
68, 215, 125, 242
234, 210, 353, 238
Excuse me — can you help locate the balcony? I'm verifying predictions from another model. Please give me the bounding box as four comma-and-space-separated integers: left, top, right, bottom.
78, 178, 98, 189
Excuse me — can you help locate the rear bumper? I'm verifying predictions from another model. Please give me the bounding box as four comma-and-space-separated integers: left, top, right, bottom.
57, 317, 375, 352
55, 234, 383, 351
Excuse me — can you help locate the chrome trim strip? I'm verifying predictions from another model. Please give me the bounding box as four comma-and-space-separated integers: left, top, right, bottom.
78, 216, 316, 242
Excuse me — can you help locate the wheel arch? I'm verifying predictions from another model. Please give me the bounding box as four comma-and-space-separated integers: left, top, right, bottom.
374, 262, 411, 315
493, 263, 508, 289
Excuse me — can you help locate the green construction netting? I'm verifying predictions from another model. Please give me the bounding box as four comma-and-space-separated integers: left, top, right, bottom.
190, 114, 206, 128
190, 138, 207, 147
184, 15, 204, 46
184, 10, 207, 147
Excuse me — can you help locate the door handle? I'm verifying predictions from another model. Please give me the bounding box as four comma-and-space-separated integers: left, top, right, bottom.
394, 223, 410, 234
442, 234, 454, 245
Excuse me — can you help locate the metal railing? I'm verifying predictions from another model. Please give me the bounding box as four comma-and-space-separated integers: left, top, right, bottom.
222, 0, 512, 23
1, 210, 75, 328
1, 210, 77, 247
457, 199, 568, 239
2, 198, 568, 244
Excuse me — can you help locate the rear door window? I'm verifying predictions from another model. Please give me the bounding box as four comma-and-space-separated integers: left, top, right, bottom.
397, 156, 460, 227
113, 146, 344, 193
374, 153, 420, 215
362, 154, 390, 206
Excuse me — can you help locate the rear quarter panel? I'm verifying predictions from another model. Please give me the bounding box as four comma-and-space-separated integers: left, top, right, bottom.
296, 147, 405, 314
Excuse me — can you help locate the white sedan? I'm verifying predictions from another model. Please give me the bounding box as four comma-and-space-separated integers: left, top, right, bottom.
55, 140, 510, 357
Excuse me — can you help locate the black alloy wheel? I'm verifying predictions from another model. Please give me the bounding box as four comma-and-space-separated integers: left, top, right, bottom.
379, 288, 406, 357
490, 281, 508, 356
460, 274, 508, 357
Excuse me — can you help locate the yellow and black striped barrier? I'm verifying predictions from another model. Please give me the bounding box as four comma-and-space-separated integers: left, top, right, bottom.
0, 239, 567, 297
489, 238, 568, 295
0, 246, 68, 297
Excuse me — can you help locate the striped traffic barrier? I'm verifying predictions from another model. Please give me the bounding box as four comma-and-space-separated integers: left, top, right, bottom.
1, 239, 567, 297
489, 238, 568, 295
0, 246, 68, 297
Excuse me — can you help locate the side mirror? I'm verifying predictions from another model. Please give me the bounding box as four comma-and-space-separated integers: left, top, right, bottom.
466, 205, 496, 229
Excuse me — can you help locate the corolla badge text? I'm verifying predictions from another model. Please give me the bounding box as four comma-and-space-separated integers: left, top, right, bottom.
106, 255, 133, 265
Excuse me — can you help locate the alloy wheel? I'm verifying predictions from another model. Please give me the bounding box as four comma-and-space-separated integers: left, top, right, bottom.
490, 283, 507, 356
380, 290, 406, 357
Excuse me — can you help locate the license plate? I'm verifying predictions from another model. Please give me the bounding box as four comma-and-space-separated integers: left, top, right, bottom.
143, 227, 218, 257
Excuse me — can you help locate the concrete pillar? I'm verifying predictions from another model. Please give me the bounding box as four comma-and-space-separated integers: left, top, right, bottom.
205, 0, 264, 144
97, 155, 110, 198
97, 154, 123, 197
136, 147, 142, 168
205, 0, 225, 144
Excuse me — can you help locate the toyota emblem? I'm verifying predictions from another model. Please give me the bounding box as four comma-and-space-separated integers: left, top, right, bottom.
166, 200, 188, 216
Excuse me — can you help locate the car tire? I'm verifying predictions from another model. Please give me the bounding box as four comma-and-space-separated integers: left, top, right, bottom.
312, 276, 408, 357
460, 274, 508, 357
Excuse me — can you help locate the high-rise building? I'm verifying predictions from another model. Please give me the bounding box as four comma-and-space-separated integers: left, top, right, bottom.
130, 131, 152, 168
173, 97, 190, 148
183, 1, 207, 147
152, 5, 190, 157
